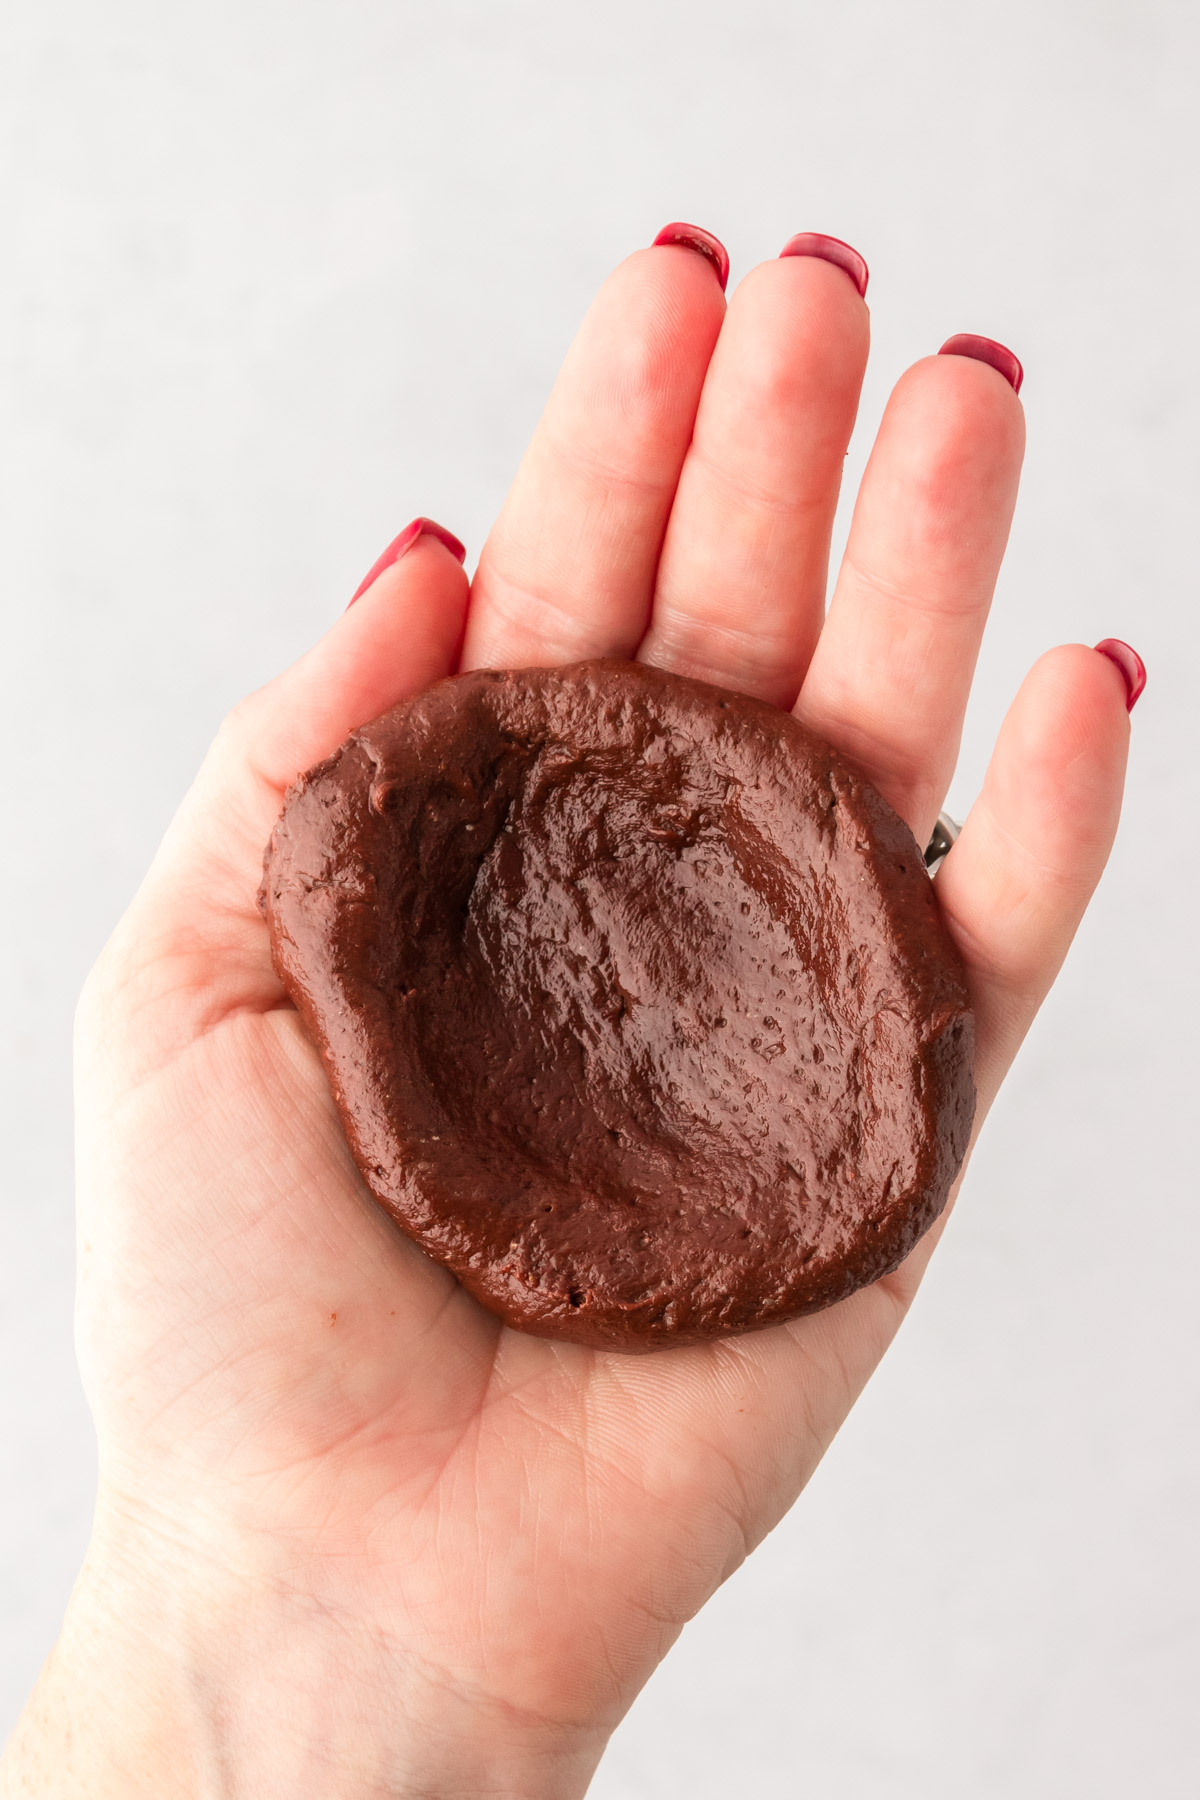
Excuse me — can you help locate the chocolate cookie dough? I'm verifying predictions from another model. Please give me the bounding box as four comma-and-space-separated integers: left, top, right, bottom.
259, 660, 975, 1351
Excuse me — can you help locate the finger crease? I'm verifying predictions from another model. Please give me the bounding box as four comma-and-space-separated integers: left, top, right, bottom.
836, 547, 994, 623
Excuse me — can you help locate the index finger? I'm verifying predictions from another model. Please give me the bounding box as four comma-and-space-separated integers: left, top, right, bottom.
461, 229, 727, 671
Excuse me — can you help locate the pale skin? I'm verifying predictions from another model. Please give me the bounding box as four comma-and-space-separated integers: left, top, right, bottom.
2, 233, 1134, 1798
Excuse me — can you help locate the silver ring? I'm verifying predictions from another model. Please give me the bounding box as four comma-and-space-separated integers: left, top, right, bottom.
924, 811, 961, 875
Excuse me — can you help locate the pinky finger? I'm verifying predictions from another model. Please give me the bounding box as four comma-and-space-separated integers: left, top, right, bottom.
936, 641, 1141, 1113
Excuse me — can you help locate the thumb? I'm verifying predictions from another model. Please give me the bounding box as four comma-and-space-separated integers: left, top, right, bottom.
89, 520, 471, 1060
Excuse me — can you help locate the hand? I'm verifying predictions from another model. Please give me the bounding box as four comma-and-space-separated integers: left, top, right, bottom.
2, 227, 1136, 1798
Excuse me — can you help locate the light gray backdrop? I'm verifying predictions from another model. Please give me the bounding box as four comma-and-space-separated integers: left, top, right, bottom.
2, 1, 1197, 1793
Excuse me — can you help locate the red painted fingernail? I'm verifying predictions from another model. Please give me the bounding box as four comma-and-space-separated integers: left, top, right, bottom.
1093, 638, 1147, 712
651, 221, 730, 292
938, 333, 1023, 395
779, 232, 869, 298
347, 516, 467, 607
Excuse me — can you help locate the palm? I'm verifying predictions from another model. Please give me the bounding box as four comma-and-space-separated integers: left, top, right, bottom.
75, 231, 1129, 1740
79, 886, 890, 1734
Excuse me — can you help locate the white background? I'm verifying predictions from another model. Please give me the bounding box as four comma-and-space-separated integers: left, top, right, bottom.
2, 1, 1197, 1792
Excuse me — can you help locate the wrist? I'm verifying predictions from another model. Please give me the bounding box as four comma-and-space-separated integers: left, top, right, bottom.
2, 1508, 607, 1800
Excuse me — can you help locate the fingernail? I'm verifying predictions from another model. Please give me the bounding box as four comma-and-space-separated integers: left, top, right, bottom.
347, 517, 467, 607
651, 221, 730, 292
779, 232, 869, 298
938, 333, 1024, 395
1093, 638, 1147, 712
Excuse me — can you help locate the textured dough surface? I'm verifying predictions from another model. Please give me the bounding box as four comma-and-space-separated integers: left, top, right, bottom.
259, 659, 975, 1350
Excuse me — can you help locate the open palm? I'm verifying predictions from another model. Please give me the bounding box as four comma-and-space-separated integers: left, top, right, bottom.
69, 228, 1131, 1793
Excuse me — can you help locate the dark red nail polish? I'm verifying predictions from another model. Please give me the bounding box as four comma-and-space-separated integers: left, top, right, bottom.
938, 333, 1024, 395
347, 516, 467, 607
779, 232, 869, 298
652, 221, 730, 292
1094, 638, 1147, 712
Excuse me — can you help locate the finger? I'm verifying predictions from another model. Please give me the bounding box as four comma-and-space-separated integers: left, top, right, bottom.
936, 640, 1138, 1110
461, 228, 727, 671
798, 639, 1138, 1323
794, 345, 1025, 842
638, 240, 870, 705
204, 523, 469, 858
97, 525, 470, 1026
